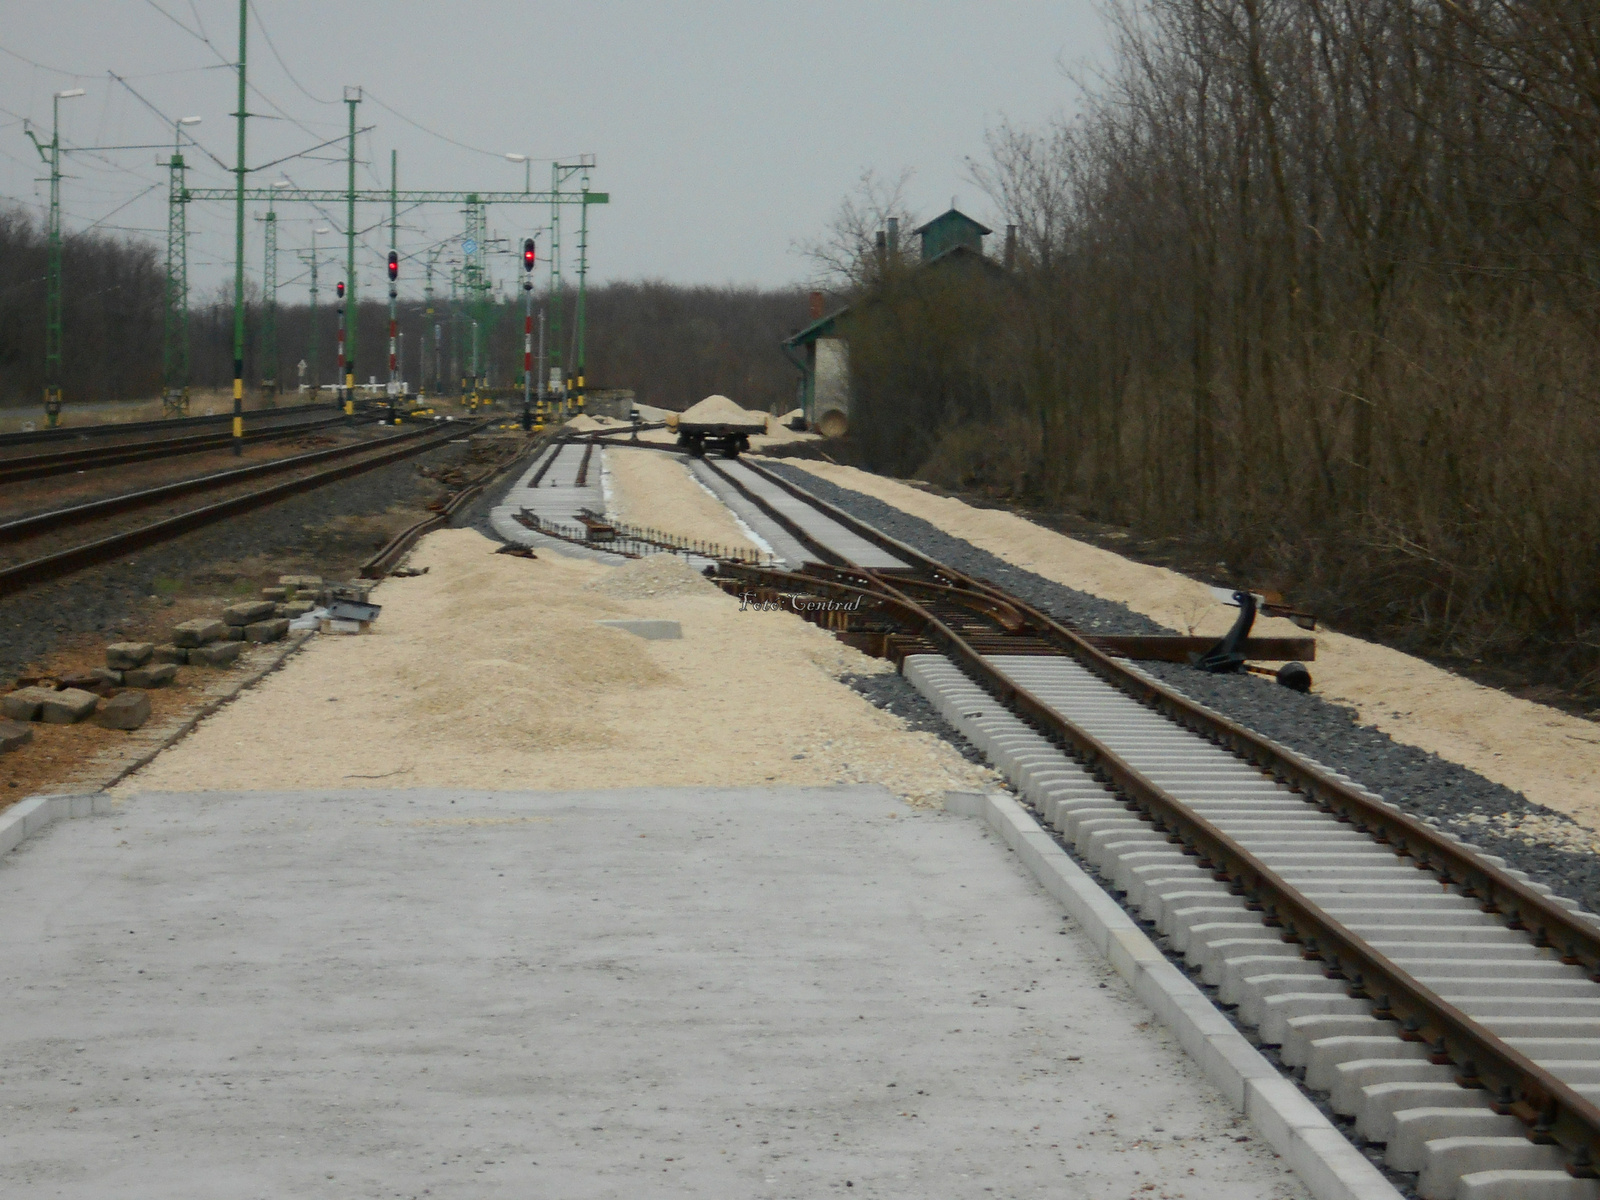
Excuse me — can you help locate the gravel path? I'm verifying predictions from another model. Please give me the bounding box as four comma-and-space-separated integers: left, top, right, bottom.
764, 461, 1600, 913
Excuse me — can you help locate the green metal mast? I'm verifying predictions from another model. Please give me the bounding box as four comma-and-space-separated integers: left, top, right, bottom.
462, 197, 488, 390
343, 87, 360, 411
162, 122, 193, 417
230, 0, 247, 453
575, 169, 590, 411
297, 226, 323, 393
259, 202, 278, 395
24, 88, 83, 428
548, 163, 564, 407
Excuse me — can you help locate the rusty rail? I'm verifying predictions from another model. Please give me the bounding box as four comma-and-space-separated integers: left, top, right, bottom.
0, 420, 487, 598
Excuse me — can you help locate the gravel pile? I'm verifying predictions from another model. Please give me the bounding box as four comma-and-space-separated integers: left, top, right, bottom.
765, 461, 1600, 912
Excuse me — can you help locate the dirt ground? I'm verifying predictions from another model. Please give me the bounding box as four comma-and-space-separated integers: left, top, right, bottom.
116, 531, 998, 805
780, 459, 1600, 833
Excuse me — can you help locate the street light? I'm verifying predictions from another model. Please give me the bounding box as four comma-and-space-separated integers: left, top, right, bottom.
505, 152, 531, 194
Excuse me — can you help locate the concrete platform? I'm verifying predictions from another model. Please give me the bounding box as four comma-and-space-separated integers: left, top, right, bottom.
0, 785, 1307, 1198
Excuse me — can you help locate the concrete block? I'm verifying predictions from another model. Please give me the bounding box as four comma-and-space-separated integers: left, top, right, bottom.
124, 663, 178, 689
38, 688, 98, 724
596, 619, 682, 640
245, 618, 290, 643
96, 691, 151, 730
153, 644, 187, 664
223, 600, 277, 626
260, 586, 288, 601
171, 618, 225, 648
90, 667, 124, 689
1388, 1108, 1520, 1172
190, 641, 244, 667
2, 686, 57, 721
105, 641, 154, 669
1417, 1137, 1566, 1200
278, 573, 322, 590
223, 625, 246, 641
1456, 1170, 1600, 1200
281, 601, 315, 617
58, 671, 114, 696
0, 718, 33, 753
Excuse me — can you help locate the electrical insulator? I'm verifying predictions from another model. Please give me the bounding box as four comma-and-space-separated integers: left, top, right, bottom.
336, 281, 345, 299
523, 238, 536, 272
387, 251, 398, 282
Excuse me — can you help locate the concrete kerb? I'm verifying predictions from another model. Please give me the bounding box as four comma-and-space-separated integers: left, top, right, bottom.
945, 788, 1402, 1200
0, 792, 114, 857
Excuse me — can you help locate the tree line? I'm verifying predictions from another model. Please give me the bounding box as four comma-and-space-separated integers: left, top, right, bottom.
0, 204, 808, 414
827, 0, 1600, 693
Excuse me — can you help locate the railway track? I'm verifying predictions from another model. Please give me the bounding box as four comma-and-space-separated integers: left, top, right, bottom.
684, 454, 1600, 1199
0, 409, 361, 485
0, 401, 340, 450
0, 418, 489, 599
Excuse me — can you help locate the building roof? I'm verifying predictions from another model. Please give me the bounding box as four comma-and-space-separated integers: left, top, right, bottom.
911, 208, 993, 238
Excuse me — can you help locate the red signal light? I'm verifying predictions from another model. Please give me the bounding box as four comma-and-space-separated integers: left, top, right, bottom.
387, 251, 398, 282
523, 238, 536, 271
336, 281, 345, 299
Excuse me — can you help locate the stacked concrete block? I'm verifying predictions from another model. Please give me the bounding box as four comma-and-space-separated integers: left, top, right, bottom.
0, 718, 31, 753
96, 691, 151, 730
224, 600, 277, 626
245, 618, 290, 643
152, 645, 186, 664
190, 641, 243, 668
1, 687, 57, 721
171, 618, 226, 648
260, 587, 289, 602
38, 688, 99, 724
124, 663, 178, 688
106, 642, 154, 670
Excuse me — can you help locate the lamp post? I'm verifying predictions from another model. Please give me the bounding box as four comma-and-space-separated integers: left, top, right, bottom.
505, 152, 532, 194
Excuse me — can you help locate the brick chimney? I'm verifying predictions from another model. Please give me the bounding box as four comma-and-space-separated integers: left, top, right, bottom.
809, 291, 824, 320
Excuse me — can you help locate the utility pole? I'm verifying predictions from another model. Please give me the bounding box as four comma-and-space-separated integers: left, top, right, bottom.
230, 0, 248, 454
343, 87, 360, 414
257, 181, 288, 397
161, 114, 200, 418
548, 162, 564, 413
24, 87, 84, 428
336, 279, 347, 411
387, 148, 398, 420
575, 170, 591, 412
538, 308, 546, 423
299, 225, 330, 394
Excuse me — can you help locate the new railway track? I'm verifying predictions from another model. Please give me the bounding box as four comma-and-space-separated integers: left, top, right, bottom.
669, 452, 1600, 1200
0, 418, 492, 599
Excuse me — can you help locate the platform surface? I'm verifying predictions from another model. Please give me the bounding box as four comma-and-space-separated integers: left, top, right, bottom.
0, 785, 1306, 1198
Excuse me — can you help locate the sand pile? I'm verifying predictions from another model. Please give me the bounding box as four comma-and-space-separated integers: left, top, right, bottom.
563, 414, 607, 432
581, 552, 715, 600
679, 394, 766, 430
604, 447, 760, 551
117, 527, 996, 804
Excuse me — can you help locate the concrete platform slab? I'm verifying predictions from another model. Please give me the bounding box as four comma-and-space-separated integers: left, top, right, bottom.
0, 784, 1308, 1199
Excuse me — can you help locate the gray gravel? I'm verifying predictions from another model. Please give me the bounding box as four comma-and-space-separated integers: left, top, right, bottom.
764, 461, 1600, 913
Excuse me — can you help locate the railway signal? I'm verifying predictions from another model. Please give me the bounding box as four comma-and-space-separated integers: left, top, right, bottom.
387, 251, 398, 282
336, 281, 350, 418
387, 249, 399, 417
522, 238, 537, 431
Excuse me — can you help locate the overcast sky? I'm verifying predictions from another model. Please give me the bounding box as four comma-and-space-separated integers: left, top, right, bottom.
0, 1, 1109, 301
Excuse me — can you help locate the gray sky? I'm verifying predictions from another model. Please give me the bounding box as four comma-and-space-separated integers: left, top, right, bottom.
0, 1, 1108, 302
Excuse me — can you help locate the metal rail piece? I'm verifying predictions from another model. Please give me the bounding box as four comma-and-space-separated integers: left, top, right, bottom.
716, 456, 1600, 1172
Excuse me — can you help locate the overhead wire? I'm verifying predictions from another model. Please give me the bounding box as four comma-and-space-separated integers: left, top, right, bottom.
248, 0, 337, 105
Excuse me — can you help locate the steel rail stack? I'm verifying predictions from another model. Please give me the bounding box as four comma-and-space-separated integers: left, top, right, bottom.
696, 454, 1600, 1199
